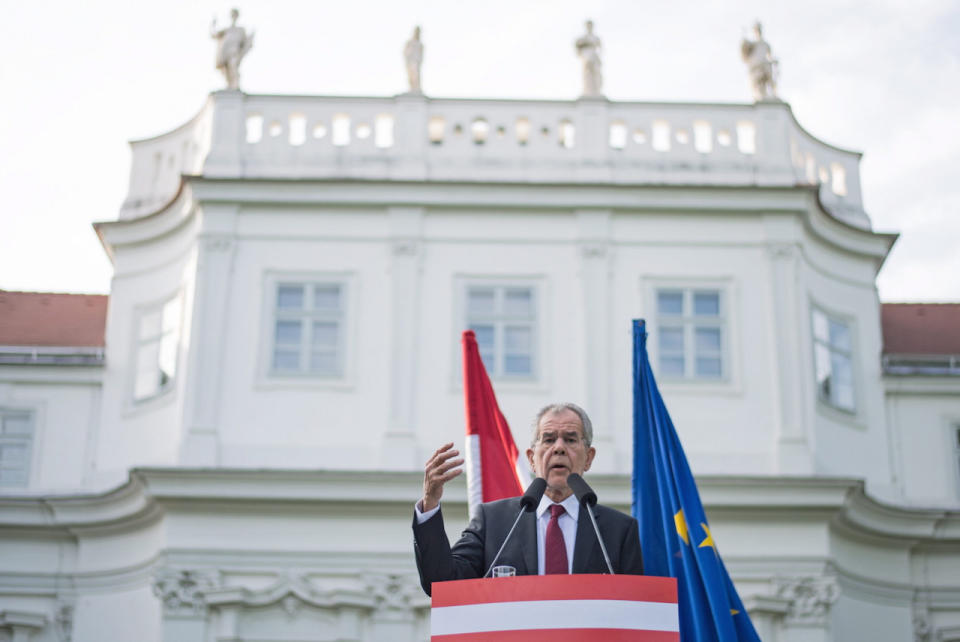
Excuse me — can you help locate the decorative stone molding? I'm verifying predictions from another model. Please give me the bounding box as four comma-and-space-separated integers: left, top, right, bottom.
151, 569, 220, 615
203, 573, 377, 613
580, 242, 608, 259
775, 576, 839, 625
936, 625, 960, 642
766, 242, 795, 260
55, 603, 74, 642
280, 594, 301, 618
363, 573, 426, 613
0, 609, 46, 633
392, 239, 419, 256
202, 236, 234, 253
912, 603, 931, 642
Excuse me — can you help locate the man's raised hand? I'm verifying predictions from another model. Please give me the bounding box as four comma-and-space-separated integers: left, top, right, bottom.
421, 442, 464, 512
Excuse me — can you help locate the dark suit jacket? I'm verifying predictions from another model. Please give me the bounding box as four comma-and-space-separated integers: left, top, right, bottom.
413, 496, 644, 595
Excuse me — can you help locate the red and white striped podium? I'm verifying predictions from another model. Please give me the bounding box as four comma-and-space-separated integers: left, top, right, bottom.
431, 574, 679, 641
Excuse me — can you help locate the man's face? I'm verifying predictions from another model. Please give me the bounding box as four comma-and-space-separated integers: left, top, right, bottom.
526, 409, 596, 496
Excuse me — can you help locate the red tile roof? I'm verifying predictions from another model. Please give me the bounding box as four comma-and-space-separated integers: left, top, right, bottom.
0, 291, 107, 347
882, 303, 960, 355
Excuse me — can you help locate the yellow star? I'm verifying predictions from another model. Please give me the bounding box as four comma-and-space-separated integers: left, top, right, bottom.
674, 509, 689, 545
698, 523, 715, 550
730, 609, 740, 615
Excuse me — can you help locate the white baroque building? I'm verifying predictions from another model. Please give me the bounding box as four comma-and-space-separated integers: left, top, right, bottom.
1, 88, 959, 642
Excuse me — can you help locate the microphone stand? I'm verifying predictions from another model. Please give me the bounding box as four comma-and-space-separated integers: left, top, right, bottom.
567, 473, 614, 575
483, 508, 527, 578
483, 477, 547, 578
584, 502, 614, 575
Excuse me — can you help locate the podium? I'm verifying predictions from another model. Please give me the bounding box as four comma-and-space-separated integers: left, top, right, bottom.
431, 574, 679, 640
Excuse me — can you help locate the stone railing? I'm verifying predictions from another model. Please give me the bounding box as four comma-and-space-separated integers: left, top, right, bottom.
121, 101, 213, 220
121, 91, 867, 227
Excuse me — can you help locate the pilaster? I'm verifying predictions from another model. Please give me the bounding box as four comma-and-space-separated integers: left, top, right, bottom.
766, 236, 813, 474
380, 207, 424, 468
576, 209, 616, 472
179, 204, 238, 466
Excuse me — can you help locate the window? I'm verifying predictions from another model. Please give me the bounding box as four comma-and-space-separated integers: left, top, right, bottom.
736, 120, 756, 154
134, 295, 182, 401
812, 308, 855, 412
271, 282, 345, 377
0, 410, 33, 487
466, 285, 536, 378
656, 289, 724, 379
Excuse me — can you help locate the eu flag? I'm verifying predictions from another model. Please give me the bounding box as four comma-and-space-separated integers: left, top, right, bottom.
631, 320, 761, 641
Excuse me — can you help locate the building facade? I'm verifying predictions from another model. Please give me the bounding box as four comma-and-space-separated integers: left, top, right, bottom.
1, 89, 959, 641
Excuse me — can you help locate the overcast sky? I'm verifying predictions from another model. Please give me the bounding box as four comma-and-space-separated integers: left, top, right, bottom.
1, 0, 957, 300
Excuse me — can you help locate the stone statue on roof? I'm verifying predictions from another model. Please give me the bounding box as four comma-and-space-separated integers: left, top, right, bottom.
575, 20, 603, 97
211, 8, 255, 91
740, 21, 779, 101
404, 26, 424, 93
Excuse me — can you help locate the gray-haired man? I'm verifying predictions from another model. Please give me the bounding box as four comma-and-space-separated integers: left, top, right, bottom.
413, 403, 644, 595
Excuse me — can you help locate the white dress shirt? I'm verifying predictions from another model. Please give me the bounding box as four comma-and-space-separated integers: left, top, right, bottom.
415, 500, 439, 524
535, 493, 579, 575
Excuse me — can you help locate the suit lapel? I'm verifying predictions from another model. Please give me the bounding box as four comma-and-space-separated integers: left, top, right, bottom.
573, 506, 600, 573
519, 509, 537, 575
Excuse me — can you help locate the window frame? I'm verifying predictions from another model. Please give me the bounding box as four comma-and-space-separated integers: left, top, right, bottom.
455, 277, 544, 386
642, 277, 739, 394
259, 272, 356, 388
463, 282, 538, 381
653, 287, 727, 382
270, 282, 345, 378
0, 408, 34, 488
131, 292, 183, 404
810, 305, 857, 414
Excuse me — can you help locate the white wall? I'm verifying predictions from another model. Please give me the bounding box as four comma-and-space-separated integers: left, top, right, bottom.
72, 586, 160, 642
801, 235, 894, 497
94, 201, 199, 484
165, 190, 895, 487
885, 379, 960, 506
0, 373, 101, 491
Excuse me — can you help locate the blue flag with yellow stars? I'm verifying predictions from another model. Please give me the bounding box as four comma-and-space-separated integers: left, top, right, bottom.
631, 320, 761, 641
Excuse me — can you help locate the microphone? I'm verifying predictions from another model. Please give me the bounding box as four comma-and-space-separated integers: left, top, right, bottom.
520, 476, 548, 511
483, 477, 547, 578
566, 474, 614, 574
566, 473, 597, 507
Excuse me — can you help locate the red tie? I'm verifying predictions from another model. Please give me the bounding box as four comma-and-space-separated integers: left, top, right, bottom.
545, 504, 568, 574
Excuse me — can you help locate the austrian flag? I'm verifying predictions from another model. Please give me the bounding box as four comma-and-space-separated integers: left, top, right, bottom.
461, 330, 531, 518
432, 575, 680, 640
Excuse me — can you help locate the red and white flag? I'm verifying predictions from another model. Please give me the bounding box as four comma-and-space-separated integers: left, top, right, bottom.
461, 330, 531, 518
432, 574, 680, 640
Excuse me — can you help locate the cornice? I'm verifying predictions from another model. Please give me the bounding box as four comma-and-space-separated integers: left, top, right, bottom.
883, 375, 960, 396
0, 473, 158, 535
2, 469, 957, 545
93, 182, 197, 261
806, 186, 898, 270
836, 487, 960, 541
186, 176, 819, 214
186, 177, 892, 262
132, 467, 425, 505
0, 364, 104, 384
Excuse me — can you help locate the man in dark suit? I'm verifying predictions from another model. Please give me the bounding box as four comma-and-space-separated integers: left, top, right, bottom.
413, 403, 643, 595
